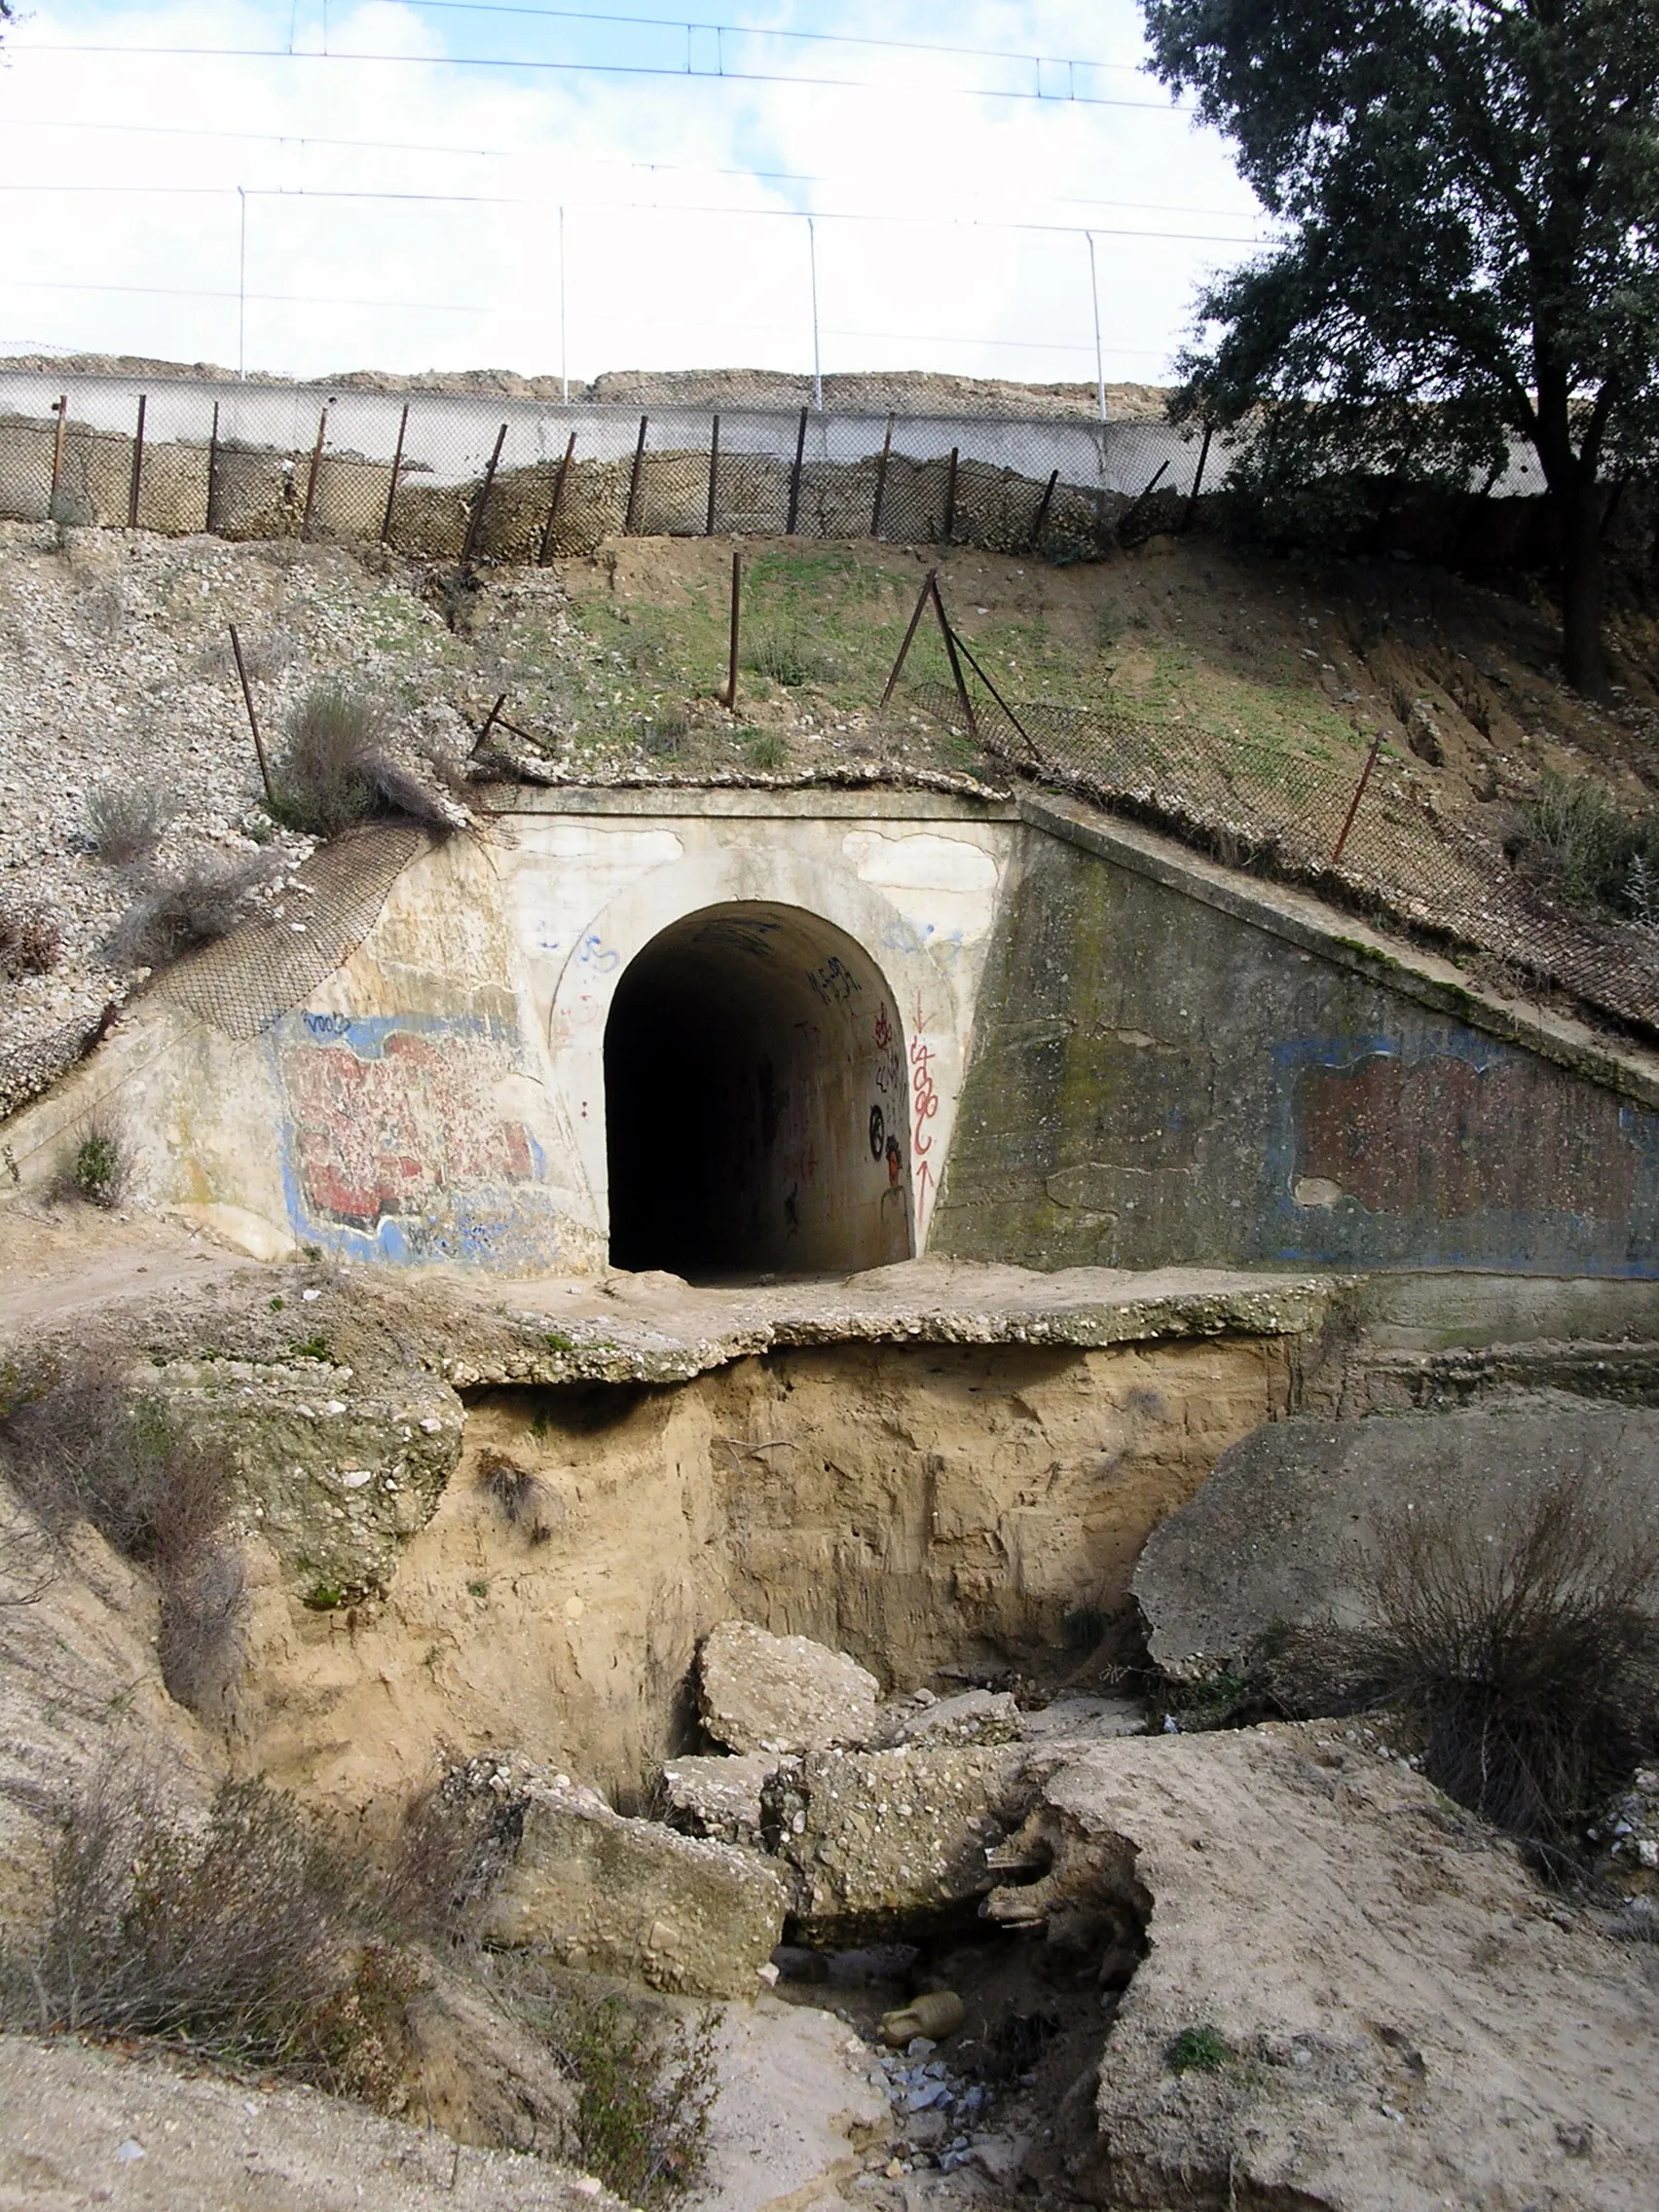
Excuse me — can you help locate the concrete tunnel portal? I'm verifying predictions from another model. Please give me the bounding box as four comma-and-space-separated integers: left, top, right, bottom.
604, 901, 914, 1280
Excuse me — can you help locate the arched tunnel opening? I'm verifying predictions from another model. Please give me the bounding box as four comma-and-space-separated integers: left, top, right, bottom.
604, 902, 913, 1280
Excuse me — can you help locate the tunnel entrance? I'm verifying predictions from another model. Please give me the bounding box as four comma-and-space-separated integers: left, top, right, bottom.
605, 902, 913, 1280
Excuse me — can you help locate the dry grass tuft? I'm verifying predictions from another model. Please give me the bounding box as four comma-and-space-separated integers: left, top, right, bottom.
0, 1767, 382, 2065
105, 849, 277, 970
86, 777, 176, 866
1268, 1467, 1659, 1867
474, 1450, 561, 1545
0, 901, 62, 977
273, 682, 465, 837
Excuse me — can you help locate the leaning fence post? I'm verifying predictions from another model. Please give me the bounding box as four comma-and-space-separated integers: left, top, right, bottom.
462, 421, 508, 566
870, 412, 896, 536
205, 400, 221, 534
300, 404, 329, 541
879, 568, 938, 710
127, 393, 147, 530
1028, 468, 1059, 553
50, 394, 67, 506
228, 623, 278, 813
1118, 458, 1170, 543
929, 574, 979, 745
1330, 727, 1386, 870
723, 549, 742, 710
1180, 420, 1215, 534
539, 430, 577, 565
941, 447, 959, 544
705, 414, 720, 535
624, 413, 648, 534
381, 402, 409, 544
786, 405, 808, 534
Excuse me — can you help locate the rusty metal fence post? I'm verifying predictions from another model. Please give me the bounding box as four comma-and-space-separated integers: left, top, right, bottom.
1029, 468, 1059, 552
1181, 421, 1215, 533
624, 413, 648, 534
705, 414, 720, 535
381, 403, 409, 543
228, 623, 278, 813
462, 420, 508, 565
127, 393, 147, 530
786, 405, 808, 534
539, 431, 576, 565
50, 395, 66, 508
1330, 727, 1387, 869
723, 548, 742, 710
300, 404, 329, 540
941, 446, 959, 544
870, 412, 896, 536
205, 400, 221, 533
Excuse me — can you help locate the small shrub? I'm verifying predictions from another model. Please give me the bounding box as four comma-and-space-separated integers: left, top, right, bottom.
387, 1757, 528, 1939
554, 1992, 720, 2207
643, 707, 690, 758
0, 1356, 241, 1713
1, 1768, 370, 2065
86, 777, 175, 866
0, 902, 61, 977
105, 849, 276, 970
1167, 2024, 1232, 2074
273, 682, 461, 835
68, 1118, 131, 1209
742, 727, 791, 774
1525, 771, 1659, 917
1271, 1469, 1659, 1867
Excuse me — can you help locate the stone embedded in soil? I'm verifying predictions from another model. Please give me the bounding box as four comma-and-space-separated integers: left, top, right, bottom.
472, 1776, 789, 1999
698, 1618, 882, 1754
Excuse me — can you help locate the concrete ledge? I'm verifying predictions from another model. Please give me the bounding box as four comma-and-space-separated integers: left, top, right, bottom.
485, 781, 1017, 820
1019, 788, 1659, 1110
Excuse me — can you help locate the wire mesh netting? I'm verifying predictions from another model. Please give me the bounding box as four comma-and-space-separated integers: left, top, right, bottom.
901, 667, 1659, 1039
159, 824, 431, 1039
0, 369, 1219, 562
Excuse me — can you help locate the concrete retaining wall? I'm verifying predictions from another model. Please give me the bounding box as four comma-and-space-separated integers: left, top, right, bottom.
4, 782, 1655, 1278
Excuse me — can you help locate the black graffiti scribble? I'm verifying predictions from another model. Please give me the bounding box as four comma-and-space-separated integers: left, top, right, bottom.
885, 1134, 903, 1188
868, 1105, 885, 1159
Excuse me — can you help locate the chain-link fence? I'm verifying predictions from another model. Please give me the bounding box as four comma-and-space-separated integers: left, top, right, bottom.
0, 368, 1231, 562
903, 664, 1659, 1039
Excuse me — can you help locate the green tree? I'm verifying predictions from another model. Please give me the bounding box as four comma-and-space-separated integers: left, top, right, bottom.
1142, 0, 1659, 694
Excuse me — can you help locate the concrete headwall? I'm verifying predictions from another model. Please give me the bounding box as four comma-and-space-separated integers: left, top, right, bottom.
4, 781, 1656, 1279
934, 795, 1659, 1277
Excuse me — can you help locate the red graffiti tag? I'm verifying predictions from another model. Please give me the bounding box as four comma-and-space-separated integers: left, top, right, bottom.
873, 1004, 893, 1051
910, 1034, 940, 1160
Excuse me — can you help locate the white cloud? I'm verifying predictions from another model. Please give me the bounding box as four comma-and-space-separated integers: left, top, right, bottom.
0, 0, 1268, 383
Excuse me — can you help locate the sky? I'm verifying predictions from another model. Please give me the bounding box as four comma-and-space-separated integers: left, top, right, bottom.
0, 0, 1271, 387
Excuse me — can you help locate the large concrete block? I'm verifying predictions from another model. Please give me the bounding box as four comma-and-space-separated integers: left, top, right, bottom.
1132, 1400, 1659, 1678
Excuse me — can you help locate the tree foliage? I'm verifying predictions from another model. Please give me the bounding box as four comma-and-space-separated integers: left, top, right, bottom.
1142, 0, 1659, 691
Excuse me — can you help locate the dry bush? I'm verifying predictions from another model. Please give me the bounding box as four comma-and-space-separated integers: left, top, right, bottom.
65, 1116, 132, 1209
0, 901, 61, 977
0, 1356, 243, 1712
273, 682, 463, 836
1268, 1469, 1659, 1865
386, 1756, 529, 1941
86, 777, 176, 866
0, 1767, 374, 2063
475, 1450, 560, 1545
105, 849, 276, 970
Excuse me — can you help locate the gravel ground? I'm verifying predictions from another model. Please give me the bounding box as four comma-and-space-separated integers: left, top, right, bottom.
0, 522, 980, 1124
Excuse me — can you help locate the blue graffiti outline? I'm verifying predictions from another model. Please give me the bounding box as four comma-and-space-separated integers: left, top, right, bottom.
270, 1011, 563, 1270
1254, 1026, 1659, 1275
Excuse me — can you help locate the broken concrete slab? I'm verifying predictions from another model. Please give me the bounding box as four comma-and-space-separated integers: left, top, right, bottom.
660, 1751, 777, 1848
770, 1744, 1035, 1939
997, 1723, 1659, 2211
472, 1777, 789, 1999
1132, 1400, 1659, 1678
699, 1619, 882, 1755
880, 1688, 1020, 1750
1016, 1695, 1144, 1746
685, 1996, 890, 2212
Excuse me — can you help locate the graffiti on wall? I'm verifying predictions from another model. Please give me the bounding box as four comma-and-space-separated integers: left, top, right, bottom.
1296, 1047, 1638, 1222
274, 1012, 562, 1268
